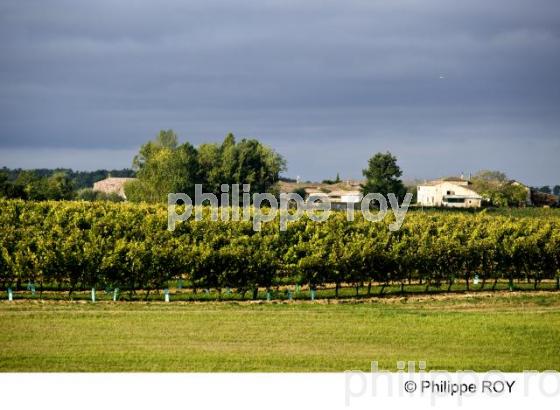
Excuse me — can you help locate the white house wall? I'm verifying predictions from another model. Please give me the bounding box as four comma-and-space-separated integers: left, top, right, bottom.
417, 182, 480, 207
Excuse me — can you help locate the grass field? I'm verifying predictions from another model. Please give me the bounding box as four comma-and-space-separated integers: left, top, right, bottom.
1, 292, 559, 372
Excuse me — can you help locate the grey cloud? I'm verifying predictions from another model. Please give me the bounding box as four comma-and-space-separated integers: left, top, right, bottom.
0, 0, 559, 185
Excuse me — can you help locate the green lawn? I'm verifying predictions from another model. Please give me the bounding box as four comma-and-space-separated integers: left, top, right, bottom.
1, 292, 559, 372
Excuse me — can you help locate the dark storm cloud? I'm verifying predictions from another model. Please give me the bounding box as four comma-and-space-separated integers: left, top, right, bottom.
0, 0, 559, 184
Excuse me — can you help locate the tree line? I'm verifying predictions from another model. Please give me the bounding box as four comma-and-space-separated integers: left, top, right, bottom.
0, 167, 135, 201
2, 133, 555, 209
0, 130, 286, 205
124, 130, 286, 203
1, 199, 558, 298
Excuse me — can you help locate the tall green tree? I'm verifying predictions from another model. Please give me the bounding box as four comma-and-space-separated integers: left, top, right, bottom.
199, 133, 286, 195
126, 130, 201, 203
361, 151, 406, 200
126, 130, 285, 203
45, 172, 74, 200
14, 171, 47, 200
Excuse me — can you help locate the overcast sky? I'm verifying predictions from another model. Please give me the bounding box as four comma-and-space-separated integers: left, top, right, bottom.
0, 0, 559, 185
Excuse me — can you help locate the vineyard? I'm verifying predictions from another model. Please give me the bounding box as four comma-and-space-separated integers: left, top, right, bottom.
1, 199, 559, 301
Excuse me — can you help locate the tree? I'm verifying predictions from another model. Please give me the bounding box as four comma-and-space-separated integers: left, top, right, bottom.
45, 172, 74, 200
470, 170, 528, 207
14, 171, 47, 200
0, 172, 8, 198
472, 170, 508, 183
127, 131, 285, 202
361, 151, 406, 200
291, 187, 307, 199
2, 170, 74, 200
0, 167, 135, 192
132, 130, 178, 171
553, 185, 560, 196
76, 188, 123, 202
201, 133, 286, 195
322, 173, 341, 185
126, 130, 201, 203
539, 186, 552, 194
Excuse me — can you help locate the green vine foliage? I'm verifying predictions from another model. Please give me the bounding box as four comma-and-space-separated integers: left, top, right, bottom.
1, 199, 559, 296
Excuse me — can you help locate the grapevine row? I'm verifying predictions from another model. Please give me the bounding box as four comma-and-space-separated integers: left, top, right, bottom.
1, 199, 559, 298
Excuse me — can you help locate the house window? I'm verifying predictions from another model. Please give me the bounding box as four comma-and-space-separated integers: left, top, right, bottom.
444, 197, 465, 203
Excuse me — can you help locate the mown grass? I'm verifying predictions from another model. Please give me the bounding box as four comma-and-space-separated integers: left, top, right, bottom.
0, 292, 559, 372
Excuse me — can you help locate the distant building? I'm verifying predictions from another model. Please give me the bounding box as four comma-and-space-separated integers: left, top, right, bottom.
303, 188, 363, 210
327, 190, 363, 210
417, 177, 482, 208
92, 177, 136, 199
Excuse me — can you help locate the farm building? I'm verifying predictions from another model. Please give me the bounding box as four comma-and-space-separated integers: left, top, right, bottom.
417, 177, 482, 208
326, 190, 363, 210
92, 177, 136, 199
279, 180, 364, 209
302, 187, 363, 210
